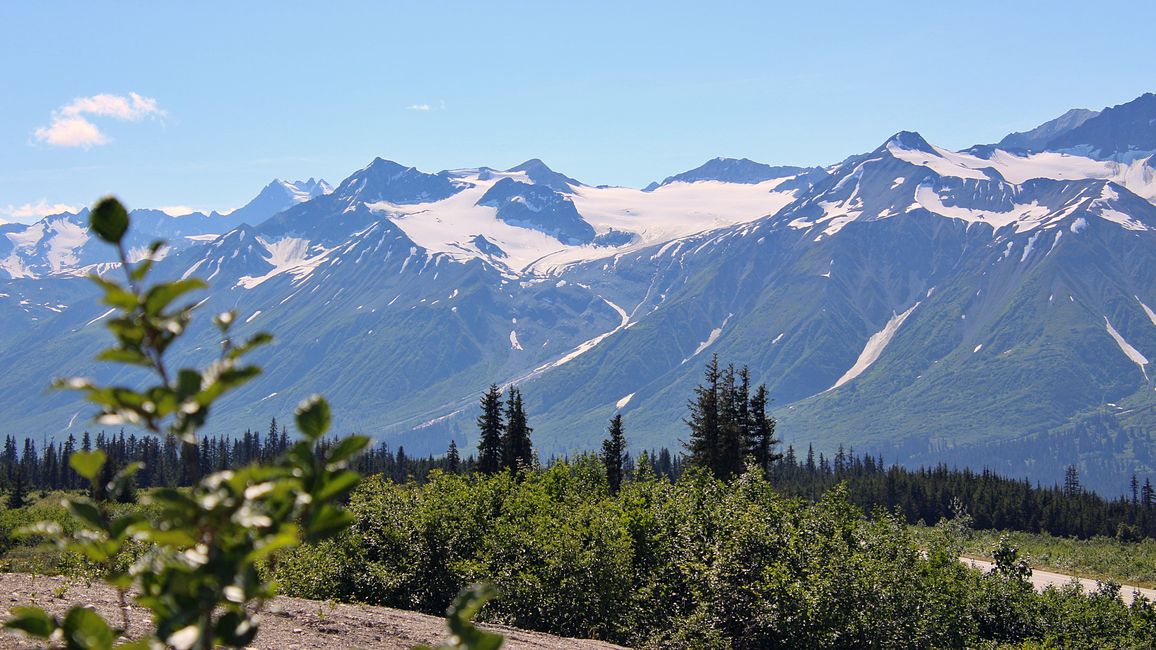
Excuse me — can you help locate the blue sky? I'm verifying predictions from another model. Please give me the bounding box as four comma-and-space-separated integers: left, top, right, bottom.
2, 1, 1153, 221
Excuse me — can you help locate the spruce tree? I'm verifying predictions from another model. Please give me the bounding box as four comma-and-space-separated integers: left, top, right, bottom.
7, 467, 27, 509
61, 434, 75, 490
684, 354, 722, 476
602, 414, 627, 494
502, 386, 533, 471
748, 384, 781, 475
446, 440, 461, 474
476, 384, 505, 475
716, 364, 745, 480
1063, 465, 1081, 497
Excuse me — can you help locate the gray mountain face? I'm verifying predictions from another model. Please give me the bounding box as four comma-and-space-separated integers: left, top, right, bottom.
644, 157, 812, 191
1044, 93, 1156, 161
502, 135, 1156, 493
333, 158, 467, 205
993, 108, 1100, 152
476, 178, 596, 245
504, 159, 583, 193
3, 94, 1156, 494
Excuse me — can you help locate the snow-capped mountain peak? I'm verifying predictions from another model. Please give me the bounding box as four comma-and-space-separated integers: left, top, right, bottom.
334, 158, 467, 206
504, 159, 584, 193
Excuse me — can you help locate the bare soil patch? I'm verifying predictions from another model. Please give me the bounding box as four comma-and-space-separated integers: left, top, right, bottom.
0, 573, 625, 649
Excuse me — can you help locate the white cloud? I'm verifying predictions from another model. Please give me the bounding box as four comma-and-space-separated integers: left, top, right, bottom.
34, 116, 109, 148
59, 92, 165, 121
0, 200, 83, 223
33, 92, 165, 148
406, 100, 446, 112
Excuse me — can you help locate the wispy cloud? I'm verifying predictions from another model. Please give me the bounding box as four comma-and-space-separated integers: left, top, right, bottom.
0, 199, 83, 223
406, 100, 446, 112
33, 92, 166, 148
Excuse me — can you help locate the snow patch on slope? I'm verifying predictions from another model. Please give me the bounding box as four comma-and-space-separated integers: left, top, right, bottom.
683, 313, 733, 364
830, 302, 921, 390
616, 393, 635, 409
1104, 316, 1149, 380
913, 184, 1053, 232
236, 236, 333, 288
1137, 297, 1156, 327
887, 142, 992, 180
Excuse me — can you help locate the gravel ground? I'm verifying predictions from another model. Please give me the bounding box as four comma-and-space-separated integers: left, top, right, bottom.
0, 574, 626, 649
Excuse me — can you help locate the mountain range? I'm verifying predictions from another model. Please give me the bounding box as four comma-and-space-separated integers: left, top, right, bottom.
2, 92, 1155, 494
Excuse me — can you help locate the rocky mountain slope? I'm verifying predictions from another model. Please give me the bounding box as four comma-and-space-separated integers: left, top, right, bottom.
2, 93, 1155, 493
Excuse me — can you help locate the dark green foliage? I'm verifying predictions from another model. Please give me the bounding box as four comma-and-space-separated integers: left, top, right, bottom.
601, 415, 626, 494
446, 440, 461, 474
476, 384, 504, 475
89, 197, 129, 244
6, 467, 27, 510
766, 447, 1156, 540
272, 465, 1156, 648
685, 356, 781, 481
501, 386, 532, 472
747, 384, 781, 475
684, 355, 722, 476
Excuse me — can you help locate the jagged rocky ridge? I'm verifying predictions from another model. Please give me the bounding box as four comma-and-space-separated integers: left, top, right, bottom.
2, 93, 1156, 493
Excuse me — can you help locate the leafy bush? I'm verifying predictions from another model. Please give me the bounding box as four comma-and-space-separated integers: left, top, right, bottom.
275, 461, 1156, 648
4, 198, 368, 650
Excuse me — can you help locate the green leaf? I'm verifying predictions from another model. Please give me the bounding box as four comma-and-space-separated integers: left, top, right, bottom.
175, 369, 202, 400
295, 395, 330, 441
226, 331, 274, 360
444, 584, 504, 650
65, 499, 108, 531
143, 278, 206, 315
315, 470, 361, 502
62, 606, 115, 650
70, 450, 107, 481
95, 349, 152, 366
326, 435, 370, 467
304, 504, 352, 542
88, 276, 137, 309
90, 197, 129, 244
4, 606, 58, 638
245, 525, 300, 564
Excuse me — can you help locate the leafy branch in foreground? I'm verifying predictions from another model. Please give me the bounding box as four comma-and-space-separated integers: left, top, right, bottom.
4, 197, 369, 650
417, 584, 504, 650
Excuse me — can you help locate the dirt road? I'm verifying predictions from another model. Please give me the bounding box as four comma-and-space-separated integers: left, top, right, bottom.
961, 557, 1156, 605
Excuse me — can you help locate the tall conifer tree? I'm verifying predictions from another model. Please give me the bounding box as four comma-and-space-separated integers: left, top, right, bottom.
748, 384, 781, 475
602, 414, 627, 494
476, 384, 505, 475
503, 386, 533, 471
684, 354, 721, 475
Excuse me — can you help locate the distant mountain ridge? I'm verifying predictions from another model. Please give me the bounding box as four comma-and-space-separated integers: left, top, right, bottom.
644, 157, 814, 191
0, 178, 330, 280
2, 90, 1155, 495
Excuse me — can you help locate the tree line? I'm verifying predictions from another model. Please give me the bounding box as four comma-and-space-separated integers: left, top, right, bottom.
3, 355, 1153, 540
